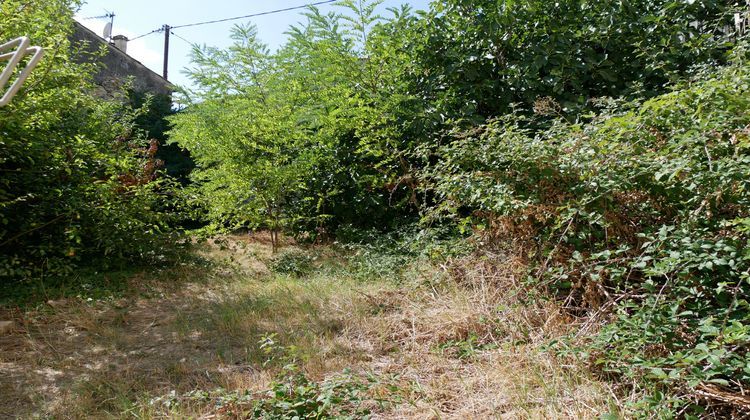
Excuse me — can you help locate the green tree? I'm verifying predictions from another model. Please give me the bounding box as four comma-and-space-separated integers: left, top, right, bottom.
172, 25, 320, 250
412, 0, 738, 124
170, 1, 420, 244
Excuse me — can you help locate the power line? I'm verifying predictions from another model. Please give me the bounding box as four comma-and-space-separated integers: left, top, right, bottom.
171, 0, 337, 29
170, 31, 195, 47
130, 28, 163, 41
130, 1, 338, 43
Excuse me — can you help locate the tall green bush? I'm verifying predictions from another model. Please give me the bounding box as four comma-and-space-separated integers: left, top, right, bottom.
412, 0, 738, 124
0, 0, 177, 279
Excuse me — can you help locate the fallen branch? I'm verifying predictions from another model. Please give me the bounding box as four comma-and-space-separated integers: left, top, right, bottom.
695, 384, 750, 411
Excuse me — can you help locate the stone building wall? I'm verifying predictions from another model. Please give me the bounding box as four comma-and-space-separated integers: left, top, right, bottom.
70, 21, 172, 97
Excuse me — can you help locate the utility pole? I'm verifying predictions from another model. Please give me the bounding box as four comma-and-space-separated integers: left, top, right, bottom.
108, 13, 115, 41
162, 24, 170, 80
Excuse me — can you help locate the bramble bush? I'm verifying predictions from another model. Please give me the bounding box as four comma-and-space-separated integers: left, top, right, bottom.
426, 44, 750, 415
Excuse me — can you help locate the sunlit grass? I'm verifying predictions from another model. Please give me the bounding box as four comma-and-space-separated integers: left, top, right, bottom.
0, 235, 622, 418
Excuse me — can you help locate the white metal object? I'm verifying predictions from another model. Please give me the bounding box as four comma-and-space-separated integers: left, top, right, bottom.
0, 37, 45, 107
103, 22, 113, 40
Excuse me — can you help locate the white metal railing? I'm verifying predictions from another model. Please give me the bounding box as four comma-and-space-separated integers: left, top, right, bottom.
735, 1, 750, 35
737, 10, 749, 36
0, 37, 44, 107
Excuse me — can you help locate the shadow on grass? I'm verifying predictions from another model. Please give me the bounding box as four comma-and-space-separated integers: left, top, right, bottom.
0, 245, 376, 418
0, 246, 217, 307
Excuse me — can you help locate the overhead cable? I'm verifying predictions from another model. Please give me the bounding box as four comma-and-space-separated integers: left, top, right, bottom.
171, 0, 337, 29
124, 1, 338, 43
170, 31, 195, 46
130, 28, 163, 41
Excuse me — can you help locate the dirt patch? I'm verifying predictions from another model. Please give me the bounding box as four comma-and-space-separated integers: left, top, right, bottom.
0, 291, 224, 417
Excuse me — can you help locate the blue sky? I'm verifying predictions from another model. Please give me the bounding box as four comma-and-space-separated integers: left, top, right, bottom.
74, 0, 431, 88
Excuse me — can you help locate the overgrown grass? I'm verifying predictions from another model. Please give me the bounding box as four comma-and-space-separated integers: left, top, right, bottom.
0, 233, 619, 418
0, 249, 210, 308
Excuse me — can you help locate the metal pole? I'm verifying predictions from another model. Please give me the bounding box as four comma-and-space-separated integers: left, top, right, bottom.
162, 24, 170, 80
109, 13, 115, 41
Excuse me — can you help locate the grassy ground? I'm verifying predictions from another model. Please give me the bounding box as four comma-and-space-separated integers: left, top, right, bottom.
0, 234, 621, 418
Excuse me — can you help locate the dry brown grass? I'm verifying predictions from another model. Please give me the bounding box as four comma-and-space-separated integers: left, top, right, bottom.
0, 235, 620, 419
352, 254, 619, 419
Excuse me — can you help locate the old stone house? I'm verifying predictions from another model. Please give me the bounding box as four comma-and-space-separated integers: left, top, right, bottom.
70, 21, 171, 98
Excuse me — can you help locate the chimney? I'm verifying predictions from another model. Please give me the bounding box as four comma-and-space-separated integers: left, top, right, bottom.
112, 35, 128, 53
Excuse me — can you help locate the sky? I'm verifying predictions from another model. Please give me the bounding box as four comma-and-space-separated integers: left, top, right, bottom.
74, 0, 432, 89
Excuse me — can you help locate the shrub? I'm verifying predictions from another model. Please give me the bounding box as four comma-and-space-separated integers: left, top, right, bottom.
0, 0, 179, 280
427, 45, 750, 415
269, 249, 316, 277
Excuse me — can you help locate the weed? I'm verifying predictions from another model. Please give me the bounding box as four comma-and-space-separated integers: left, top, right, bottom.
146, 335, 399, 419
269, 249, 316, 277
437, 333, 498, 360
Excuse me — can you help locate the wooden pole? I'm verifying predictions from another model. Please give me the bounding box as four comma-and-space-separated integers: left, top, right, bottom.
162, 24, 170, 80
